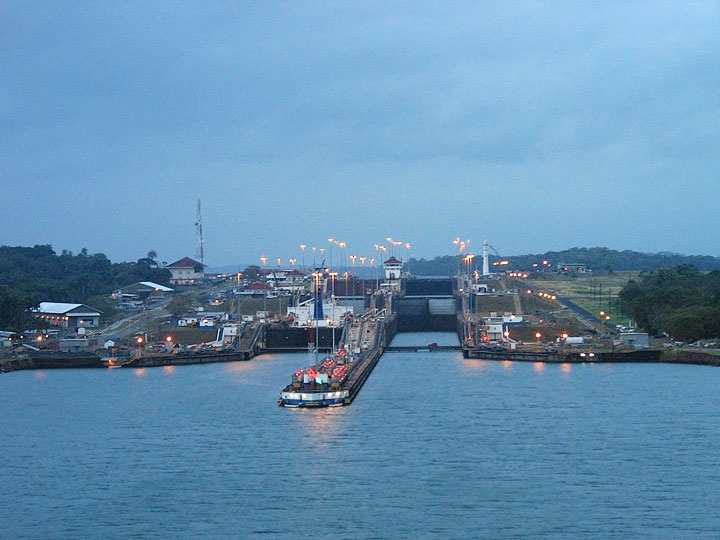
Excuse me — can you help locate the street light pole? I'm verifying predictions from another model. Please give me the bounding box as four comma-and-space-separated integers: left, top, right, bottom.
329, 271, 338, 354
260, 255, 268, 314
349, 254, 357, 297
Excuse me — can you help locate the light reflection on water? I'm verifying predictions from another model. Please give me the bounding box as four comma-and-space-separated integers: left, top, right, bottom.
2, 332, 720, 539
459, 358, 490, 371
291, 406, 346, 446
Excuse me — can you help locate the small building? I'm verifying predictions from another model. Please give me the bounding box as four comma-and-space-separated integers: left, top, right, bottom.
34, 302, 102, 332
197, 311, 227, 327
557, 263, 589, 274
237, 282, 274, 296
166, 257, 206, 285
0, 331, 17, 348
620, 332, 649, 349
266, 269, 288, 283
384, 257, 402, 280
483, 314, 523, 340
382, 257, 403, 292
58, 338, 90, 353
285, 269, 306, 283
473, 283, 489, 294
117, 281, 174, 301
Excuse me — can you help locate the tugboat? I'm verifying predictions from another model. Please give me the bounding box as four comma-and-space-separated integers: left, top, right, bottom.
278, 350, 350, 407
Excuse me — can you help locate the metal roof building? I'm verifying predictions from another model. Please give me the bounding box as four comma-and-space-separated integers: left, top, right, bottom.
34, 302, 102, 331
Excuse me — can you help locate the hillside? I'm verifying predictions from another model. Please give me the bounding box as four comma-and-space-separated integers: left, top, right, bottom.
406, 247, 720, 276
0, 245, 171, 331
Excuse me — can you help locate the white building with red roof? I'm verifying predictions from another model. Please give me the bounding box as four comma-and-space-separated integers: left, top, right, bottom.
166, 257, 206, 285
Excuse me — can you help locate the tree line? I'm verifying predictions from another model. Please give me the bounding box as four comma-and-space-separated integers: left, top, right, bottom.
619, 265, 720, 342
0, 245, 171, 331
406, 247, 720, 276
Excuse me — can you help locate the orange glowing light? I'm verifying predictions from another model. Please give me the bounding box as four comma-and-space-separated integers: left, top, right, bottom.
561, 363, 572, 373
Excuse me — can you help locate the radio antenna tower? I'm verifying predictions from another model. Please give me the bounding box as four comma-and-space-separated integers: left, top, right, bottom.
195, 198, 205, 265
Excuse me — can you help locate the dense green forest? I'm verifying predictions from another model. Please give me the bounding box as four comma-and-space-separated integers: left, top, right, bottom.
0, 245, 171, 331
406, 247, 720, 276
619, 265, 720, 342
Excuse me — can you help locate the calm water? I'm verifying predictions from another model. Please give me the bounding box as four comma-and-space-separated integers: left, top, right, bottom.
2, 332, 720, 539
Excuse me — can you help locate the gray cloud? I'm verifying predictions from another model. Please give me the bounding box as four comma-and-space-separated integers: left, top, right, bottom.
1, 2, 719, 265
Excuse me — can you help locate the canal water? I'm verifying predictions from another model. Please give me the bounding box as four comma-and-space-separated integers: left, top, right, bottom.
2, 332, 720, 539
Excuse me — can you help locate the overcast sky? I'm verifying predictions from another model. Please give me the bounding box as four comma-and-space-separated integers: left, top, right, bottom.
2, 2, 719, 267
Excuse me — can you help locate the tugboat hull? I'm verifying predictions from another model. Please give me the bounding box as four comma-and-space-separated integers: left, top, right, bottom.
279, 389, 349, 408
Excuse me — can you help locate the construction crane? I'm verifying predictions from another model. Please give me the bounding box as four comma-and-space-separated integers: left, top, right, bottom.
195, 198, 204, 265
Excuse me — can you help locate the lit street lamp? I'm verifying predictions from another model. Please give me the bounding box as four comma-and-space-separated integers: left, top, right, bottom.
349, 254, 357, 296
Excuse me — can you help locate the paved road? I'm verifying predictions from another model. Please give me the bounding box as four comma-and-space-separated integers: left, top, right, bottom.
99, 298, 173, 342
98, 281, 235, 343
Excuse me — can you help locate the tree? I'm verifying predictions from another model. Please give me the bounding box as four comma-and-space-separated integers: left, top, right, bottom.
619, 265, 720, 339
0, 286, 33, 331
243, 265, 262, 281
167, 296, 191, 319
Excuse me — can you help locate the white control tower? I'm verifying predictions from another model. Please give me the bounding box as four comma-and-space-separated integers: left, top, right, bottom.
482, 240, 490, 276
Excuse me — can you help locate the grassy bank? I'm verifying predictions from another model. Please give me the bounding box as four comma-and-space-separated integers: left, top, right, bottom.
523, 272, 636, 326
